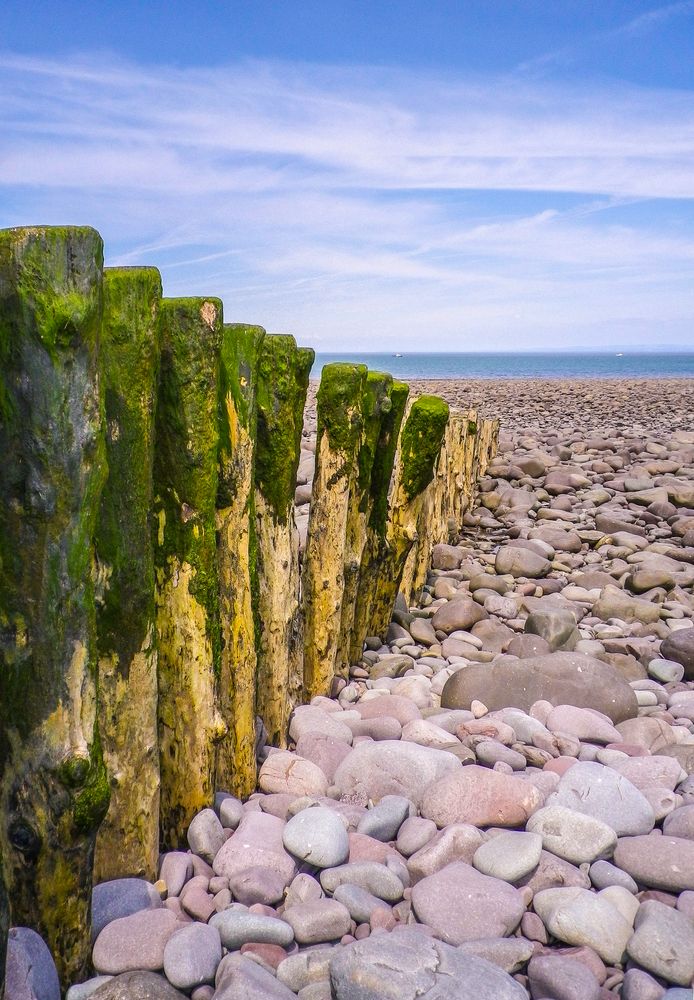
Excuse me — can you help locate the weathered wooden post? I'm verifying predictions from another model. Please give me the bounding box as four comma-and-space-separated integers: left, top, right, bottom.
254, 336, 314, 747
334, 371, 392, 676
154, 297, 225, 847
0, 226, 109, 986
401, 407, 469, 604
349, 380, 409, 662
216, 323, 265, 798
94, 267, 162, 883
477, 415, 500, 477
366, 394, 450, 638
303, 362, 367, 700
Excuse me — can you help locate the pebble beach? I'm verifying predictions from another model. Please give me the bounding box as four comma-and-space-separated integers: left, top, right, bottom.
24, 376, 694, 1000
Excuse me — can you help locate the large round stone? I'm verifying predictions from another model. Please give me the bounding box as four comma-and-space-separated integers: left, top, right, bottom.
163, 923, 222, 991
527, 954, 601, 1000
473, 831, 542, 883
613, 835, 694, 892
660, 628, 694, 680
526, 805, 617, 864
92, 910, 179, 976
333, 740, 460, 807
626, 899, 694, 987
213, 812, 297, 886
495, 545, 550, 578
430, 597, 488, 634
92, 879, 163, 940
329, 926, 528, 999
6, 928, 60, 1000
420, 766, 542, 829
258, 751, 328, 797
410, 862, 525, 945
532, 887, 632, 965
548, 761, 655, 836
209, 909, 294, 950
525, 609, 577, 651
441, 652, 638, 723
282, 806, 349, 868
282, 899, 352, 944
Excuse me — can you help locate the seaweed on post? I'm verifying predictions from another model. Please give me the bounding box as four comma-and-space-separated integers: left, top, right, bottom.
216, 323, 265, 797
349, 380, 409, 662
153, 297, 225, 848
366, 393, 450, 639
254, 336, 314, 746
0, 225, 108, 987
302, 362, 368, 700
94, 266, 162, 882
334, 370, 393, 676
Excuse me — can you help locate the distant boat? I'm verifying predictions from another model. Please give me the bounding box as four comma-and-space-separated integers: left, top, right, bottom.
616, 352, 624, 357
394, 353, 403, 357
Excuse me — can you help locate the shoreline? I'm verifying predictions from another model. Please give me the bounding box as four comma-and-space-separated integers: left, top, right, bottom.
307, 377, 694, 433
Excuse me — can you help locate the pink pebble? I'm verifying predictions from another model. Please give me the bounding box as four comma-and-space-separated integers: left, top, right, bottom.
543, 756, 578, 776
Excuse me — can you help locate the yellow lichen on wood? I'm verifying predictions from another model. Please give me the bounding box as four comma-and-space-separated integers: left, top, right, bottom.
255, 494, 302, 744
154, 297, 224, 847
215, 322, 265, 795
400, 407, 499, 606
335, 372, 392, 677
348, 381, 410, 661
94, 266, 162, 883
254, 336, 314, 746
0, 226, 109, 988
156, 558, 224, 845
303, 363, 367, 700
366, 394, 450, 638
302, 434, 356, 698
94, 632, 159, 880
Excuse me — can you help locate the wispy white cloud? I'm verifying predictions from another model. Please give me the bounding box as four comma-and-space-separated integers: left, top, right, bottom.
0, 51, 693, 349
619, 0, 694, 35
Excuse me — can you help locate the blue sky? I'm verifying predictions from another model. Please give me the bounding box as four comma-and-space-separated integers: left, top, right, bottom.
1, 1, 694, 351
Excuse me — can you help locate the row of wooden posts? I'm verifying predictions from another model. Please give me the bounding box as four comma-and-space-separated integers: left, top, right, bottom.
0, 226, 498, 989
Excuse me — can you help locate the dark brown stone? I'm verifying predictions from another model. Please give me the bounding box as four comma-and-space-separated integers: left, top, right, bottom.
441, 652, 638, 723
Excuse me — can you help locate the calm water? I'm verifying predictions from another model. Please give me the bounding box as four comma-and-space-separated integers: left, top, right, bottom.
311, 352, 694, 380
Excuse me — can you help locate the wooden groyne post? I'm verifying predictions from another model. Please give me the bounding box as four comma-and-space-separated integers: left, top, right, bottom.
0, 226, 109, 985
153, 297, 226, 848
254, 336, 314, 745
215, 323, 265, 798
94, 266, 162, 883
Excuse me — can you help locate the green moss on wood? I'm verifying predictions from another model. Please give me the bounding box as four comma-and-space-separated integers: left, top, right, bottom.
399, 395, 449, 503
218, 323, 265, 508
0, 224, 105, 733
0, 226, 103, 373
96, 267, 162, 670
368, 380, 409, 534
357, 371, 393, 505
316, 363, 368, 458
69, 730, 111, 835
0, 225, 107, 987
255, 335, 314, 524
154, 296, 224, 673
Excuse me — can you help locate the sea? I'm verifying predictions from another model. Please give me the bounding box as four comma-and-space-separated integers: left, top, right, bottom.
311, 352, 694, 380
